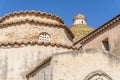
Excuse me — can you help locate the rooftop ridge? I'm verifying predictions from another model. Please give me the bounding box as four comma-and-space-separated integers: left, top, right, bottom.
0, 41, 80, 50
0, 10, 64, 24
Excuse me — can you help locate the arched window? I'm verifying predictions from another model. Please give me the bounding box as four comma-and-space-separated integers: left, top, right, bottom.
39, 32, 51, 42
84, 70, 112, 80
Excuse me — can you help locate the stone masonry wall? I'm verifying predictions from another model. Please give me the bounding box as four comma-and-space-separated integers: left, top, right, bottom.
51, 49, 120, 80
0, 23, 72, 45
82, 21, 120, 52
0, 45, 72, 80
28, 61, 52, 80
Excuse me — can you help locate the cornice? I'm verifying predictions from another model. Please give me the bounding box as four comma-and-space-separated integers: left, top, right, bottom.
0, 41, 79, 50
74, 14, 120, 45
0, 10, 64, 24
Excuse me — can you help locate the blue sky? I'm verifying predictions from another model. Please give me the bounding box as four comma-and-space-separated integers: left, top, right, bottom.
0, 0, 120, 28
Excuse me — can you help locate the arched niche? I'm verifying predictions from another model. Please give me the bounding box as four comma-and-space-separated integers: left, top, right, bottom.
84, 70, 112, 80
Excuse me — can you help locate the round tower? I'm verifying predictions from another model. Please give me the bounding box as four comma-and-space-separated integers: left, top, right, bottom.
70, 14, 94, 42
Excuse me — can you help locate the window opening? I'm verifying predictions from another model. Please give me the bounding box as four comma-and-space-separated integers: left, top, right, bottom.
39, 33, 50, 42
102, 38, 109, 51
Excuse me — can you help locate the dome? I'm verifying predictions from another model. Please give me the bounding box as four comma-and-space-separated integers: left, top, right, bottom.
74, 14, 86, 21
70, 24, 94, 42
0, 11, 74, 46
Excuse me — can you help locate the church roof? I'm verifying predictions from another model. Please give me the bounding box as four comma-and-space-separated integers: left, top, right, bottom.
74, 14, 120, 46
70, 24, 94, 42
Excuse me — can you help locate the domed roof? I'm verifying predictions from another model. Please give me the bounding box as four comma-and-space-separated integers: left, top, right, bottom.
70, 24, 94, 42
74, 14, 86, 21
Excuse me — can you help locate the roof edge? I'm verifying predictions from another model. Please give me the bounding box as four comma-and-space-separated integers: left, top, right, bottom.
74, 14, 120, 45
0, 10, 64, 24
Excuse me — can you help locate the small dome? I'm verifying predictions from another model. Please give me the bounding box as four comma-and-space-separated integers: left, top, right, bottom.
74, 14, 86, 21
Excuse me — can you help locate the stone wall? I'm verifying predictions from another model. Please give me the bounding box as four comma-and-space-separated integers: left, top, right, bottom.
51, 49, 120, 80
0, 23, 72, 45
81, 21, 120, 52
0, 45, 72, 80
27, 60, 52, 80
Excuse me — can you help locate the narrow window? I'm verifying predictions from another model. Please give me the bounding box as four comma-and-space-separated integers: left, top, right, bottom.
102, 38, 109, 51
